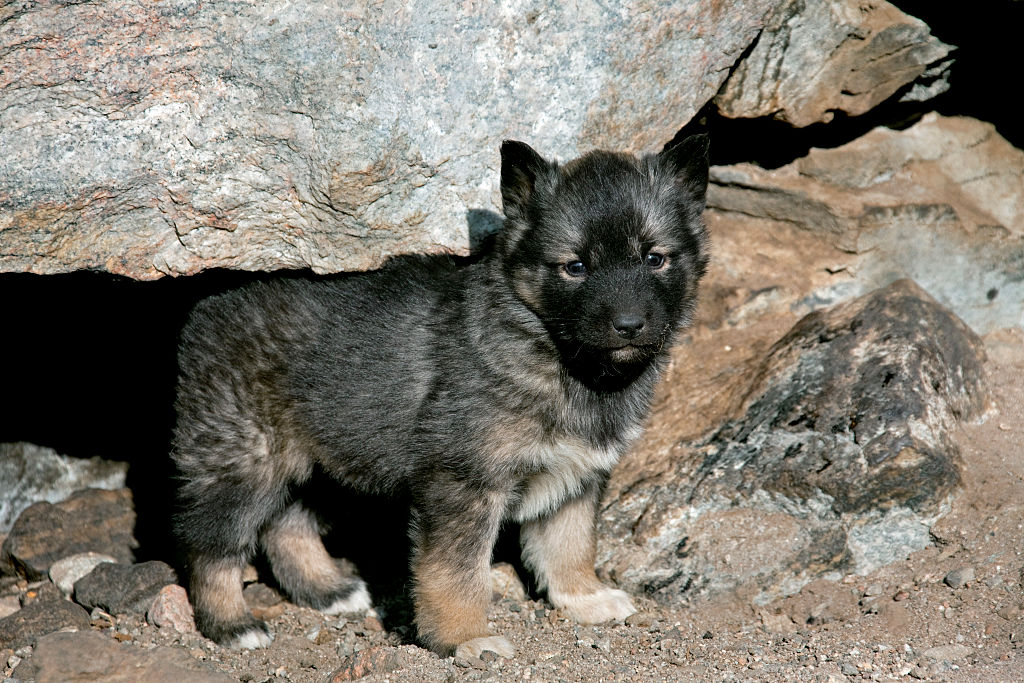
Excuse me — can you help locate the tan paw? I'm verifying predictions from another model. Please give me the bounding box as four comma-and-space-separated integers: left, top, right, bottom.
454, 635, 515, 660
552, 587, 636, 624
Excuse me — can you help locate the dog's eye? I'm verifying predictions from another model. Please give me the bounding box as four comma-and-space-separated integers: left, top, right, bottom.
645, 252, 666, 269
564, 261, 587, 277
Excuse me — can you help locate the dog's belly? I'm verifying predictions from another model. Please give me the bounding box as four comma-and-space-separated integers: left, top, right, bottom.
510, 439, 622, 522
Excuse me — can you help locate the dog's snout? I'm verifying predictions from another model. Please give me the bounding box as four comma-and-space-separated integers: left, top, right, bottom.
613, 313, 645, 339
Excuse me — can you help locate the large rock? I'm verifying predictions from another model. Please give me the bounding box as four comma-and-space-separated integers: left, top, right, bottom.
599, 280, 986, 605
715, 0, 953, 126
0, 0, 777, 280
705, 114, 1024, 334
0, 584, 90, 650
12, 630, 234, 683
0, 442, 128, 533
0, 488, 137, 581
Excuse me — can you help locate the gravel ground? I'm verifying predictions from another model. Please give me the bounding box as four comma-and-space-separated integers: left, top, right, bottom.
2, 330, 1022, 682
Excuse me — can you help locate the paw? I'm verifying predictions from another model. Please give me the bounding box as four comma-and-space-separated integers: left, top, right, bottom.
553, 587, 636, 624
322, 580, 372, 616
454, 635, 515, 660
223, 623, 274, 650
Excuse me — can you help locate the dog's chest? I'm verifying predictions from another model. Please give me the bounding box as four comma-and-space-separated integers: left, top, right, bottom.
509, 437, 624, 523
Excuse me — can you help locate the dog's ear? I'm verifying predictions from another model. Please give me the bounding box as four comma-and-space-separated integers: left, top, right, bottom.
500, 140, 552, 220
658, 134, 710, 202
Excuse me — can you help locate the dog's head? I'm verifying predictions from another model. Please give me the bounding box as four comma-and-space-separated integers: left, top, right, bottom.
497, 135, 709, 373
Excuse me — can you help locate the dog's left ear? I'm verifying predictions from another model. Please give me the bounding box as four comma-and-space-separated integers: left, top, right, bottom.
500, 140, 552, 220
658, 134, 710, 202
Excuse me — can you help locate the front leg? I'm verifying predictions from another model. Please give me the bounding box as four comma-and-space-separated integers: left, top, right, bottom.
520, 480, 636, 623
411, 479, 514, 659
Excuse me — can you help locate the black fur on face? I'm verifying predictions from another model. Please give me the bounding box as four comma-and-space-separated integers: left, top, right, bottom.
498, 135, 710, 383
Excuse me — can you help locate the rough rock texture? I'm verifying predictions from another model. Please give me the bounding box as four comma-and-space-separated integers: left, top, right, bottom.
715, 0, 953, 126
0, 584, 90, 650
0, 442, 128, 533
73, 561, 178, 615
0, 0, 776, 280
599, 280, 986, 605
706, 114, 1024, 334
0, 488, 137, 580
147, 584, 196, 634
48, 552, 118, 597
328, 645, 413, 682
12, 630, 234, 683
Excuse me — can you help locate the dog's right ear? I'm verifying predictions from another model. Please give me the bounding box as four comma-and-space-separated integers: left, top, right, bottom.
500, 140, 552, 220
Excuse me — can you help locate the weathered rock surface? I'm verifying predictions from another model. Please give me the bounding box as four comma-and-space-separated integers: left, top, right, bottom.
599, 280, 986, 605
48, 552, 118, 597
706, 113, 1024, 334
73, 561, 178, 615
147, 584, 196, 633
0, 442, 128, 533
12, 630, 234, 683
0, 488, 137, 580
0, 584, 90, 650
0, 0, 777, 280
715, 0, 953, 126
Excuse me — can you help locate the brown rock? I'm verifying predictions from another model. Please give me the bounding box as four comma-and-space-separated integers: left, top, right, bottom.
327, 645, 410, 682
13, 630, 233, 683
600, 280, 985, 604
147, 584, 196, 634
0, 489, 136, 581
0, 584, 89, 650
705, 114, 1024, 335
715, 0, 952, 126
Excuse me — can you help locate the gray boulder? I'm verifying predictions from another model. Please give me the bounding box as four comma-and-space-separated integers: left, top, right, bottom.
0, 0, 777, 279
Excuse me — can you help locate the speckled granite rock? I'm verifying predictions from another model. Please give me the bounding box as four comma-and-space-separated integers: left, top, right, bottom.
0, 0, 777, 279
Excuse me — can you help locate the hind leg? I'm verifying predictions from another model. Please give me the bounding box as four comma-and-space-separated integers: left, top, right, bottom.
177, 482, 285, 649
262, 503, 371, 615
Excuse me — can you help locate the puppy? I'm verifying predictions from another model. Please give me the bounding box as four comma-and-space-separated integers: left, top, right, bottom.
171, 134, 709, 658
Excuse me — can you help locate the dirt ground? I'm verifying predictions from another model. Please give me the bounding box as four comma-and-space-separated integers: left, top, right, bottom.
3, 331, 1020, 682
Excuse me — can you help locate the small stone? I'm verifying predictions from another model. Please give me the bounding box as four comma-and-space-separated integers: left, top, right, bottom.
944, 567, 975, 588
624, 612, 654, 628
327, 645, 410, 681
998, 604, 1024, 620
242, 582, 283, 609
893, 590, 910, 601
840, 661, 859, 676
0, 594, 20, 619
74, 561, 178, 615
147, 584, 196, 633
360, 615, 384, 632
479, 649, 499, 663
864, 583, 884, 597
702, 630, 713, 639
490, 563, 527, 602
921, 644, 972, 663
48, 552, 117, 597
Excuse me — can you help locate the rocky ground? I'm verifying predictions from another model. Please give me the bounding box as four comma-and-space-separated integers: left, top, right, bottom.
0, 327, 1021, 682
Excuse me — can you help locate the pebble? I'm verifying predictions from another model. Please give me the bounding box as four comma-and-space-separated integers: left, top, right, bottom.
48, 552, 118, 597
624, 612, 654, 628
490, 563, 527, 602
147, 584, 196, 633
944, 567, 975, 589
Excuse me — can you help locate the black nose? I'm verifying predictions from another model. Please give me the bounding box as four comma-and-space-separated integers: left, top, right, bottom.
613, 313, 645, 339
